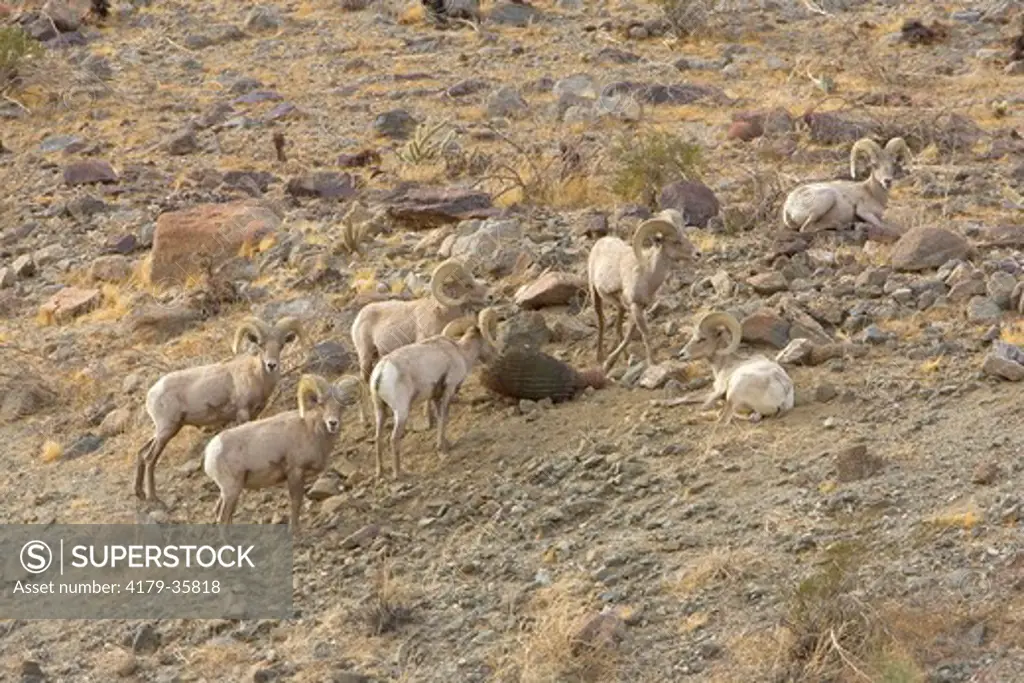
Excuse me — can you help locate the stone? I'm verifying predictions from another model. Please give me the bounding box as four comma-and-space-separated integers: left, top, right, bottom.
976, 224, 1024, 247
285, 172, 356, 200
64, 160, 118, 185
890, 227, 970, 271
658, 180, 720, 228
487, 86, 528, 119
64, 433, 104, 460
727, 119, 762, 141
971, 461, 1000, 486
775, 338, 814, 365
981, 342, 1024, 381
741, 310, 790, 348
987, 271, 1017, 309
446, 78, 490, 98
42, 0, 78, 31
39, 287, 101, 323
499, 311, 551, 349
553, 74, 598, 100
89, 255, 132, 283
967, 296, 1001, 325
147, 200, 281, 287
548, 315, 594, 342
373, 109, 417, 139
488, 1, 544, 26
66, 195, 108, 220
165, 128, 199, 155
99, 407, 132, 436
639, 363, 686, 390
0, 267, 13, 288
514, 271, 586, 309
340, 523, 380, 550
747, 271, 788, 295
12, 254, 35, 277
132, 624, 161, 654
308, 474, 341, 501
602, 81, 724, 106
245, 5, 282, 31
449, 219, 529, 276
305, 341, 351, 376
380, 186, 497, 229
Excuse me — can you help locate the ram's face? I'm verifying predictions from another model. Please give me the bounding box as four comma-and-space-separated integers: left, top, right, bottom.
678, 325, 728, 361
872, 157, 898, 191
667, 232, 701, 262
321, 393, 343, 434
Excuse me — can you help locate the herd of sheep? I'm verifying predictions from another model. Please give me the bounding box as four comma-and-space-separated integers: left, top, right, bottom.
131, 134, 913, 533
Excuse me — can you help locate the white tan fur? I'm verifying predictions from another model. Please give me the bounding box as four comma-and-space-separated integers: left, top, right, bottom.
587, 209, 700, 372
369, 308, 498, 480
351, 258, 490, 426
202, 374, 361, 534
678, 311, 794, 424
133, 316, 303, 504
782, 136, 912, 233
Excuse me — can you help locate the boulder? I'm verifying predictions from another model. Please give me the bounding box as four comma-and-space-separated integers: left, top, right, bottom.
514, 272, 586, 309
658, 180, 720, 228
890, 226, 970, 272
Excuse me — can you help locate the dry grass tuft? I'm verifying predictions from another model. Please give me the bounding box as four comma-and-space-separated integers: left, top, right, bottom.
668, 548, 765, 596
493, 578, 621, 683
353, 561, 415, 637
40, 439, 63, 463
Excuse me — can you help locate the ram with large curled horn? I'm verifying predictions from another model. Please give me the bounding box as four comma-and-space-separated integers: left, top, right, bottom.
678, 310, 794, 424
587, 208, 701, 373
350, 258, 492, 427
134, 316, 304, 505
203, 373, 362, 534
369, 307, 499, 480
781, 136, 912, 234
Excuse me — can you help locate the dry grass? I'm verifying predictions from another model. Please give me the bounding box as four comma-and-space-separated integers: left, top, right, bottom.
39, 439, 63, 463
666, 547, 765, 596
491, 577, 621, 683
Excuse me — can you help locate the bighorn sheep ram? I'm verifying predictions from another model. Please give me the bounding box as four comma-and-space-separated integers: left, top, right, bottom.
351, 258, 490, 426
678, 311, 794, 424
781, 136, 912, 233
134, 316, 303, 504
369, 308, 498, 480
203, 374, 361, 533
587, 209, 700, 372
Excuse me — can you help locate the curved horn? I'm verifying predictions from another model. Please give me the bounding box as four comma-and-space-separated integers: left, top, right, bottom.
476, 307, 499, 348
430, 259, 471, 308
884, 137, 911, 165
631, 211, 681, 266
850, 138, 883, 179
273, 316, 304, 345
441, 316, 474, 338
297, 374, 329, 418
696, 311, 742, 355
232, 318, 272, 354
333, 374, 365, 406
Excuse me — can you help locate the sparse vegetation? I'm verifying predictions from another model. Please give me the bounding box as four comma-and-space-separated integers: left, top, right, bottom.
0, 26, 42, 88
653, 0, 709, 38
609, 129, 703, 207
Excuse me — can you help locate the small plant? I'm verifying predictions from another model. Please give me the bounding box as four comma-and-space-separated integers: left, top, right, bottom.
0, 26, 43, 88
653, 0, 709, 38
395, 120, 456, 165
609, 129, 703, 208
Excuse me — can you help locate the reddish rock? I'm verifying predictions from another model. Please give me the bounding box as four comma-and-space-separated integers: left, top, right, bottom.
380, 185, 498, 229
40, 287, 100, 323
63, 160, 118, 185
147, 201, 281, 287
727, 119, 763, 141
741, 309, 790, 349
514, 271, 586, 309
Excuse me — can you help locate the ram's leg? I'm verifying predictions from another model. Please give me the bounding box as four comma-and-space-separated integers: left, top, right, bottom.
632, 303, 655, 367
718, 402, 736, 425
357, 351, 375, 428
218, 486, 241, 525
603, 319, 637, 373
390, 409, 408, 480
373, 399, 387, 480
133, 437, 155, 500
213, 495, 223, 522
798, 194, 838, 232
287, 470, 305, 536
613, 305, 625, 344
593, 289, 605, 363
699, 388, 725, 411
435, 394, 453, 456
142, 422, 183, 505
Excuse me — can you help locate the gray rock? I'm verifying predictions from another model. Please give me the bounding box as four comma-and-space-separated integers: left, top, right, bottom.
373, 109, 418, 139
553, 74, 597, 100
967, 296, 1002, 325
449, 219, 529, 276
658, 180, 720, 228
982, 342, 1024, 381
890, 227, 970, 271
775, 338, 814, 365
499, 311, 551, 349
245, 5, 282, 31
12, 254, 35, 278
987, 271, 1017, 309
165, 128, 199, 155
64, 433, 104, 460
748, 271, 788, 295
487, 86, 528, 119
488, 2, 544, 26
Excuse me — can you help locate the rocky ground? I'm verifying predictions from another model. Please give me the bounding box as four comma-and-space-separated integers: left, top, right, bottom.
2, 0, 1024, 681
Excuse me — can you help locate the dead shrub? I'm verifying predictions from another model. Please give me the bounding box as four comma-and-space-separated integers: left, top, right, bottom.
653, 0, 709, 38
353, 562, 414, 637
609, 129, 704, 208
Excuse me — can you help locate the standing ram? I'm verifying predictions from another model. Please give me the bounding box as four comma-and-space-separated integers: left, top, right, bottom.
134, 316, 303, 505
351, 258, 490, 427
587, 208, 700, 372
369, 308, 498, 480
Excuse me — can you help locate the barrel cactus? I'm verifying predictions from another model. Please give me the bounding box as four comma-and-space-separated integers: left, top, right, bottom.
479, 347, 606, 403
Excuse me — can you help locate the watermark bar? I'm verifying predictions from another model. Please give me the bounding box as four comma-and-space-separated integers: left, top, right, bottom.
0, 524, 293, 619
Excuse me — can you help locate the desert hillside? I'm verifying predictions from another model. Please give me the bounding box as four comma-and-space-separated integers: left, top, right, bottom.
2, 0, 1024, 681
